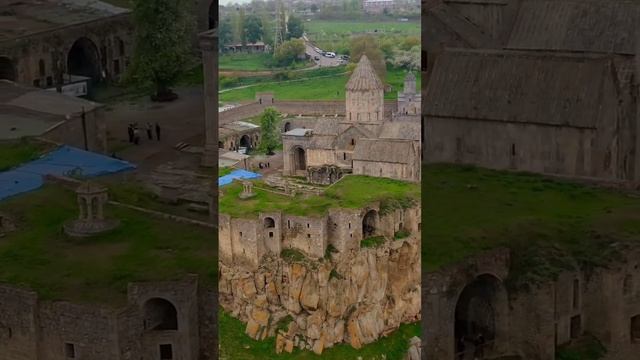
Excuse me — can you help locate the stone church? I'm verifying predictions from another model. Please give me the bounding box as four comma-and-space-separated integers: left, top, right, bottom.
282, 55, 421, 184
423, 0, 640, 186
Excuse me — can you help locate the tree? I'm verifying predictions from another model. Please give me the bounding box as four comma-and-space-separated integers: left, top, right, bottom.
128, 0, 193, 102
286, 15, 304, 39
350, 35, 387, 81
391, 46, 420, 71
238, 8, 247, 46
244, 14, 263, 44
310, 4, 318, 12
259, 108, 280, 155
274, 39, 306, 66
219, 17, 234, 47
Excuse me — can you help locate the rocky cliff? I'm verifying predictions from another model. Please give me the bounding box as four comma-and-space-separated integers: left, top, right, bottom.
218, 233, 421, 354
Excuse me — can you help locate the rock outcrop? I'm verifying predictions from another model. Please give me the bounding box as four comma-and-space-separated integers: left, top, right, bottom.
219, 234, 421, 354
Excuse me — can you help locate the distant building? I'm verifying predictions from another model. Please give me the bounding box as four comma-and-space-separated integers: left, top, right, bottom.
363, 0, 395, 14
223, 42, 268, 53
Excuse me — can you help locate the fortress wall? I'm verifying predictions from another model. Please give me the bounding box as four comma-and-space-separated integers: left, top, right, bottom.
281, 117, 321, 132
197, 287, 217, 360
259, 212, 283, 256
0, 285, 38, 360
218, 214, 233, 265
328, 208, 363, 253
307, 148, 336, 167
378, 207, 421, 239
353, 161, 413, 182
282, 215, 328, 259
37, 302, 119, 360
508, 282, 556, 360
128, 277, 201, 360
229, 218, 261, 269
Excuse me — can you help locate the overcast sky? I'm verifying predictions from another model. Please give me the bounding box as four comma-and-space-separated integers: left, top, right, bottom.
219, 0, 253, 5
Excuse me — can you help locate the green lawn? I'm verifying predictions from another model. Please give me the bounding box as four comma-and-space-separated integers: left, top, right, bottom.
219, 66, 420, 102
0, 139, 53, 171
219, 310, 420, 360
305, 20, 420, 38
219, 175, 419, 218
423, 164, 640, 289
0, 185, 216, 306
220, 53, 312, 71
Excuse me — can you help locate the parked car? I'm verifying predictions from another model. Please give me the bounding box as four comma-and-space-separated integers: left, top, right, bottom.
325, 52, 336, 58
340, 55, 350, 60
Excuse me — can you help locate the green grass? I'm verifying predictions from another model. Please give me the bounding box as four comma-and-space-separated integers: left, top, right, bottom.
0, 139, 53, 171
219, 310, 420, 360
219, 66, 420, 102
361, 236, 386, 248
394, 230, 410, 240
305, 20, 420, 38
220, 53, 312, 71
220, 167, 233, 177
0, 185, 216, 306
219, 175, 419, 218
423, 164, 640, 289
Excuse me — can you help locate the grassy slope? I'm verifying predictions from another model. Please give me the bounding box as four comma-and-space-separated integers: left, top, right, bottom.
0, 185, 216, 306
423, 164, 640, 288
219, 311, 420, 360
219, 175, 419, 218
220, 53, 312, 71
219, 66, 421, 102
0, 140, 54, 171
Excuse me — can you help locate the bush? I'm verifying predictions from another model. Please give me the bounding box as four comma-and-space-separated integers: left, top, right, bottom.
394, 230, 410, 240
361, 236, 386, 248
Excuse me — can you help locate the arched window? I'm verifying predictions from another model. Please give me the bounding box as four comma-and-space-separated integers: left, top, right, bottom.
143, 298, 178, 331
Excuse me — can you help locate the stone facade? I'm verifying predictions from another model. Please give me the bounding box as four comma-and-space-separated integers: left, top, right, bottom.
424, 248, 640, 360
219, 200, 421, 269
0, 1, 133, 92
282, 56, 422, 184
0, 276, 215, 360
422, 0, 640, 186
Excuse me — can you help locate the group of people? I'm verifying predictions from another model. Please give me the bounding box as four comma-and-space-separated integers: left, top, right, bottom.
457, 333, 486, 360
128, 122, 161, 145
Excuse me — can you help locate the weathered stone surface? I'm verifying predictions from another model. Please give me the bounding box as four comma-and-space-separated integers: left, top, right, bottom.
275, 333, 285, 354
284, 339, 294, 353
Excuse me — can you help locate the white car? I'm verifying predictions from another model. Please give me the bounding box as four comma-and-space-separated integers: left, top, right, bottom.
325, 52, 336, 58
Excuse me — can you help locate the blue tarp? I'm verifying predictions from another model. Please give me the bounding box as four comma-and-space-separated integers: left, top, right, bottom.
0, 145, 136, 200
218, 169, 262, 187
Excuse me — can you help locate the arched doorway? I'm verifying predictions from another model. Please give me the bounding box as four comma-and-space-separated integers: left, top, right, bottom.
0, 57, 16, 81
239, 135, 252, 150
454, 274, 506, 357
67, 37, 101, 82
143, 298, 178, 331
284, 122, 291, 132
264, 217, 275, 228
208, 1, 217, 29
362, 209, 377, 238
292, 146, 306, 172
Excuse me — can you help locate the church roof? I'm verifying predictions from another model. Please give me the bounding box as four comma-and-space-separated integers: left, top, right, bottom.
378, 121, 421, 141
424, 49, 614, 129
353, 139, 415, 164
507, 0, 640, 55
345, 55, 384, 91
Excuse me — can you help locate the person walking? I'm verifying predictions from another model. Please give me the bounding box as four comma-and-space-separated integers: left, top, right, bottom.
155, 122, 161, 141
133, 126, 140, 145
127, 124, 134, 143
146, 122, 153, 140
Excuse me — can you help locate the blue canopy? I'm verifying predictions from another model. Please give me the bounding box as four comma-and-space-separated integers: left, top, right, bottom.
0, 145, 136, 200
218, 169, 262, 187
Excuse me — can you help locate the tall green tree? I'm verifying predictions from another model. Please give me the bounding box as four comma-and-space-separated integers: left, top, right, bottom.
286, 15, 304, 39
244, 14, 264, 44
259, 108, 280, 155
219, 17, 234, 47
128, 0, 193, 101
274, 39, 305, 66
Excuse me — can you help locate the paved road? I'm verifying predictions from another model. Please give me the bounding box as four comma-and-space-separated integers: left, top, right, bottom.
303, 36, 345, 67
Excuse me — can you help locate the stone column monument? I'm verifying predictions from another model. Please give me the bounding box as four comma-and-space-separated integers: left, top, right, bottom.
64, 182, 119, 237
199, 28, 218, 168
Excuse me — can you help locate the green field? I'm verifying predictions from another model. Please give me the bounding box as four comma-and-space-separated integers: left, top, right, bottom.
220, 310, 420, 360
0, 139, 53, 171
219, 66, 420, 103
0, 185, 216, 306
220, 175, 419, 218
220, 53, 312, 71
423, 164, 640, 289
305, 20, 420, 38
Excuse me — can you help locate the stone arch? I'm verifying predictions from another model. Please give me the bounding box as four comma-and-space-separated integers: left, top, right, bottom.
218, 141, 224, 148
0, 56, 16, 81
239, 134, 252, 150
362, 209, 377, 238
291, 146, 306, 172
67, 37, 101, 82
284, 122, 291, 132
264, 217, 275, 228
143, 298, 178, 331
454, 273, 508, 357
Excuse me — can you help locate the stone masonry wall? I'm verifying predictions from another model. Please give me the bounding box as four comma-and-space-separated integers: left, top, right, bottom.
0, 285, 38, 360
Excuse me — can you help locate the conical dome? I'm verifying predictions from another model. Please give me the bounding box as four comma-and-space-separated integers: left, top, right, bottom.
345, 55, 384, 91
